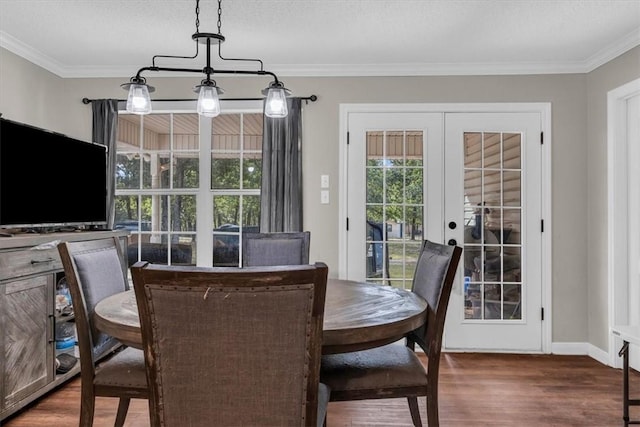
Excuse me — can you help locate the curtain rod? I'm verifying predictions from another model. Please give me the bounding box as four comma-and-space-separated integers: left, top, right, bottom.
82, 95, 317, 104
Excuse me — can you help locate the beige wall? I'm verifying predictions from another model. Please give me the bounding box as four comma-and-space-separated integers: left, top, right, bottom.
0, 49, 71, 134
2, 45, 639, 349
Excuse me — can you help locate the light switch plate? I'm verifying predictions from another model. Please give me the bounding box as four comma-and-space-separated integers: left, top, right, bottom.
321, 190, 330, 204
321, 174, 330, 188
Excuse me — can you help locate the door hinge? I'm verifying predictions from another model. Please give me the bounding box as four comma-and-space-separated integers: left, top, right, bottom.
541, 307, 544, 321
540, 132, 544, 145
541, 219, 544, 232
346, 217, 349, 231
347, 132, 350, 145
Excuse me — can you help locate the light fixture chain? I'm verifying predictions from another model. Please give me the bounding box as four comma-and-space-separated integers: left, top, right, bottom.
217, 0, 222, 34
195, 0, 200, 33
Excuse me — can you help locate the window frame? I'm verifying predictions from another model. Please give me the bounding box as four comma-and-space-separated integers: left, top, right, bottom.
115, 100, 264, 268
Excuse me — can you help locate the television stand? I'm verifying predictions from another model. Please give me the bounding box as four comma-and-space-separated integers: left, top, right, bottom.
56, 227, 79, 233
0, 229, 130, 421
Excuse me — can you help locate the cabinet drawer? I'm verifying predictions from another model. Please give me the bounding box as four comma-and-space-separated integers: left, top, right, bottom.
0, 248, 62, 281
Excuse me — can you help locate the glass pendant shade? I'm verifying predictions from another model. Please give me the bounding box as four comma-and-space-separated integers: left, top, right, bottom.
197, 85, 221, 117
264, 87, 288, 118
126, 83, 152, 115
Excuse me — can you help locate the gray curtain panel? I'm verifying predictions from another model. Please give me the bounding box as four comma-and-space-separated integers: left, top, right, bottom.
260, 98, 303, 232
91, 99, 119, 229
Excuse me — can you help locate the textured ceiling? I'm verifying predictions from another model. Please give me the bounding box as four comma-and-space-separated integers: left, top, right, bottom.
1, 0, 639, 78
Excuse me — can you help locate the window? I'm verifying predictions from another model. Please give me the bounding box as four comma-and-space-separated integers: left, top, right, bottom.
210, 112, 262, 266
115, 101, 263, 268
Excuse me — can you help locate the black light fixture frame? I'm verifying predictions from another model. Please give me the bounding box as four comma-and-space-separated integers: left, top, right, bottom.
124, 35, 285, 91
121, 0, 292, 115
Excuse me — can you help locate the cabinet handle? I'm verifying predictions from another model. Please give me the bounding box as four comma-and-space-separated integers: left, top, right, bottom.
49, 314, 55, 344
31, 258, 54, 265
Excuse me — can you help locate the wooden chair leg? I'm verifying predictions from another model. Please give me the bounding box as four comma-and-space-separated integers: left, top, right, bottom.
426, 384, 439, 427
79, 393, 95, 427
407, 396, 422, 427
114, 397, 131, 427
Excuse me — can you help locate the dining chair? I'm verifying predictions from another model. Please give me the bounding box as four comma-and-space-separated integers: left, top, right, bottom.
320, 239, 462, 427
57, 237, 148, 427
130, 261, 330, 427
241, 231, 311, 267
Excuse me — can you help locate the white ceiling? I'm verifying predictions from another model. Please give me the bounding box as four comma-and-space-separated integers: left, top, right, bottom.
1, 0, 639, 78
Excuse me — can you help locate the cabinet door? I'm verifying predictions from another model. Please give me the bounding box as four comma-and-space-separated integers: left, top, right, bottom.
1, 274, 54, 411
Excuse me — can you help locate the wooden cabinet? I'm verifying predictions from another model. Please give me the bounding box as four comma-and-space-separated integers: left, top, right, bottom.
1, 275, 54, 412
0, 230, 128, 420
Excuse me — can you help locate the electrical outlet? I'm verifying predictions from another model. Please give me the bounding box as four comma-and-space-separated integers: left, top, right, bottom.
321, 174, 330, 188
321, 190, 330, 204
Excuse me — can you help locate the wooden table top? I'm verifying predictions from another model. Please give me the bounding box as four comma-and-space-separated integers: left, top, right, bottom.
93, 278, 428, 354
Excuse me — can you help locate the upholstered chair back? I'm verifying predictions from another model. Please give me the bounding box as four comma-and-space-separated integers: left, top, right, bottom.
242, 231, 310, 267
131, 261, 329, 427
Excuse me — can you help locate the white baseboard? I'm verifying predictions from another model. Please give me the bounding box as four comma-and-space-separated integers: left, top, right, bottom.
551, 342, 612, 366
588, 344, 611, 366
551, 342, 588, 355
443, 342, 615, 367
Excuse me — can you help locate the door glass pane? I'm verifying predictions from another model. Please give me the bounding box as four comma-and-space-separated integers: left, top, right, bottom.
504, 209, 521, 244
385, 169, 404, 204
402, 207, 423, 241
465, 282, 482, 319
366, 168, 384, 203
503, 133, 521, 169
365, 130, 424, 289
504, 171, 522, 207
463, 131, 523, 321
484, 283, 502, 319
482, 133, 501, 169
406, 132, 423, 167
404, 243, 422, 282
366, 210, 385, 280
464, 132, 482, 168
405, 168, 423, 204
503, 283, 522, 320
387, 242, 404, 281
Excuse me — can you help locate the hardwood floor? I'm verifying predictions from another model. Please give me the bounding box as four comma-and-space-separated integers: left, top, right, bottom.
3, 352, 634, 427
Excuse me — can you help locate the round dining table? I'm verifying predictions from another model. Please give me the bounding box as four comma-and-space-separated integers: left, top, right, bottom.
93, 278, 428, 354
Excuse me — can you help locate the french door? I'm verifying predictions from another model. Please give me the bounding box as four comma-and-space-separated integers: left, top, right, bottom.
443, 112, 542, 352
343, 107, 546, 352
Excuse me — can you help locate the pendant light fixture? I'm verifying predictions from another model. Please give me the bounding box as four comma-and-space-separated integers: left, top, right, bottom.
121, 0, 289, 118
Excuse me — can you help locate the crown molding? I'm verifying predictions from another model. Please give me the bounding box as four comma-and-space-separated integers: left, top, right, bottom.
0, 31, 67, 77
584, 28, 640, 72
2, 29, 638, 79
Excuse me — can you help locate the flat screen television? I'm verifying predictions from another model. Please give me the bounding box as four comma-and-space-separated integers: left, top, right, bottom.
0, 117, 108, 230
